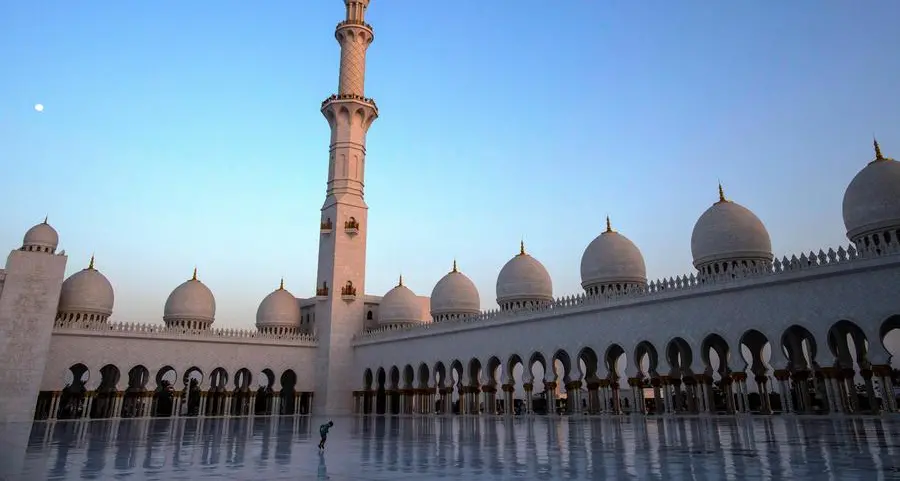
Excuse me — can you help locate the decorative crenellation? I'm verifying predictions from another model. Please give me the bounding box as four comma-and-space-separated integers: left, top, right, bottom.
316, 281, 330, 297
321, 217, 334, 231
321, 94, 378, 111
354, 241, 900, 342
344, 217, 360, 230
53, 319, 318, 344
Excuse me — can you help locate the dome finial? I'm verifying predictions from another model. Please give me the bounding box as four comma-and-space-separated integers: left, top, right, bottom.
605, 215, 613, 233
451, 259, 458, 273
874, 138, 884, 160
398, 274, 404, 287
43, 215, 48, 224
519, 239, 526, 256
279, 277, 284, 290
88, 253, 95, 270
717, 181, 727, 203
192, 266, 198, 281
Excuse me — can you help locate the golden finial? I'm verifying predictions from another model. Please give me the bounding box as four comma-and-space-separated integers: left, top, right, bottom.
605, 216, 613, 233
398, 274, 404, 287
717, 182, 727, 203
192, 267, 198, 281
874, 138, 884, 160
519, 239, 526, 256
88, 254, 95, 270
43, 215, 48, 224
279, 277, 284, 290
451, 259, 458, 273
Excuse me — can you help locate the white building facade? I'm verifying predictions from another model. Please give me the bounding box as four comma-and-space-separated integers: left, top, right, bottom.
1, 0, 899, 424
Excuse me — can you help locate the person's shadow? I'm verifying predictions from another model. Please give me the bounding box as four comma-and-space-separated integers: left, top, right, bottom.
317, 451, 329, 479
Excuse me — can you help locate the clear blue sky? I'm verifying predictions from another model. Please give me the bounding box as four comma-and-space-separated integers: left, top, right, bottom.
1, 1, 898, 328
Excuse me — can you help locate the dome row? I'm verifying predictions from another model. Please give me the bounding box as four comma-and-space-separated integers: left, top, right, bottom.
400, 141, 900, 322
29, 140, 900, 329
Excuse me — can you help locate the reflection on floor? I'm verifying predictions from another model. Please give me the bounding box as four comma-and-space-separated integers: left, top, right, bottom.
2, 415, 900, 480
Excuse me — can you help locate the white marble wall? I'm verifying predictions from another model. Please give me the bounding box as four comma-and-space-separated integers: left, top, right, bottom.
0, 249, 67, 422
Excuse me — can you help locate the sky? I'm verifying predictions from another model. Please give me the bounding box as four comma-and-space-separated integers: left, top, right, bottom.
1, 0, 899, 330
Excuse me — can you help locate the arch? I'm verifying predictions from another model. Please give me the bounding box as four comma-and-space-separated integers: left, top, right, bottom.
506, 354, 524, 383
182, 367, 203, 416
90, 364, 120, 419
279, 370, 298, 415
209, 367, 228, 391
389, 366, 400, 390
551, 349, 572, 384
468, 358, 483, 387
58, 364, 90, 419
259, 368, 276, 389
528, 352, 548, 375
234, 368, 253, 391
374, 367, 387, 415
665, 337, 694, 376
231, 368, 253, 416
402, 364, 414, 389
417, 363, 430, 389
827, 320, 869, 369
634, 341, 659, 377
366, 310, 373, 321
486, 356, 502, 387
604, 344, 625, 379
739, 329, 771, 374
577, 347, 600, 382
152, 366, 177, 418
879, 315, 900, 343
700, 333, 731, 376
363, 368, 374, 390
126, 365, 150, 391
780, 324, 818, 371
433, 362, 447, 388
449, 360, 464, 387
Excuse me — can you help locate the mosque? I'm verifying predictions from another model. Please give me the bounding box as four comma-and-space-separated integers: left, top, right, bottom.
1, 0, 899, 424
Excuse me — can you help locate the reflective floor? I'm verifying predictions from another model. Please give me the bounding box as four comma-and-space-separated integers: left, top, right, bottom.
1, 415, 899, 480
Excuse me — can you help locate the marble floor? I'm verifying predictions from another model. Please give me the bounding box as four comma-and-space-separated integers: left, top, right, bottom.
1, 415, 899, 480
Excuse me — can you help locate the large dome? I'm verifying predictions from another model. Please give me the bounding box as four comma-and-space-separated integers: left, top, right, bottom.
164, 269, 216, 326
58, 256, 114, 316
691, 185, 773, 269
842, 140, 900, 242
256, 280, 301, 329
496, 242, 553, 307
580, 218, 647, 291
23, 218, 59, 252
430, 261, 481, 319
379, 277, 423, 325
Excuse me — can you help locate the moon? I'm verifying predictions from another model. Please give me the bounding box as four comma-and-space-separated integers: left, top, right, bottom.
34, 104, 44, 112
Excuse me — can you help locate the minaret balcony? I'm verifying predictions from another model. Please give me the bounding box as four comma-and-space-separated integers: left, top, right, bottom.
315, 285, 330, 301
344, 219, 360, 236
320, 218, 334, 235
340, 282, 358, 301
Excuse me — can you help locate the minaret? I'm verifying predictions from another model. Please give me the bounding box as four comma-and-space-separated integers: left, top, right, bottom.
313, 0, 378, 415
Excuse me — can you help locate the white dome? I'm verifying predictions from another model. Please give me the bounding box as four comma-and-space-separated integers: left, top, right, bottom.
23, 218, 59, 252
580, 219, 647, 289
842, 141, 900, 241
164, 269, 216, 325
496, 242, 553, 305
58, 256, 114, 316
379, 278, 423, 325
691, 187, 773, 269
256, 280, 301, 329
430, 261, 481, 318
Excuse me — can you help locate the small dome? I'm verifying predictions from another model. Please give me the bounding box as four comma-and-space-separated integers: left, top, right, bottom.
496, 242, 553, 306
691, 185, 773, 269
164, 268, 216, 326
256, 279, 301, 329
58, 256, 114, 316
23, 217, 59, 252
379, 277, 423, 325
842, 140, 900, 241
580, 218, 647, 290
430, 261, 481, 318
